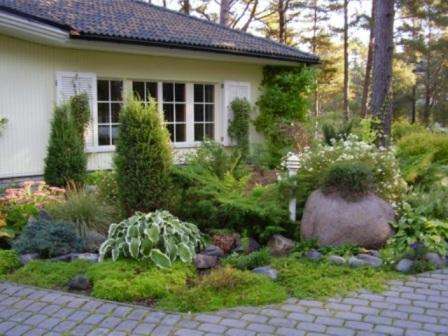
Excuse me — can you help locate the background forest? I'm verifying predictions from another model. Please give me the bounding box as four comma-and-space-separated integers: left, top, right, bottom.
147, 0, 448, 127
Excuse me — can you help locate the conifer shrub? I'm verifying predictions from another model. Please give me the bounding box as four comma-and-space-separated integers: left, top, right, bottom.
44, 103, 87, 187
228, 98, 251, 159
114, 98, 173, 214
70, 93, 90, 137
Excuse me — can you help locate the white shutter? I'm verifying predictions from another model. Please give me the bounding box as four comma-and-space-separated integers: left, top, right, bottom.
56, 71, 97, 151
222, 81, 251, 146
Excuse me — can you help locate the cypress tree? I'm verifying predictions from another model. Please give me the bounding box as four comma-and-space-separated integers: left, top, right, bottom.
114, 98, 173, 214
44, 103, 87, 187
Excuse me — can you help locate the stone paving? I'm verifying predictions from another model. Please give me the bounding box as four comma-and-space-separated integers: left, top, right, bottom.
1, 269, 448, 336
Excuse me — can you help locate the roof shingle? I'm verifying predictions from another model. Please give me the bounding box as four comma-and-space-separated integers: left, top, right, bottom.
0, 0, 319, 63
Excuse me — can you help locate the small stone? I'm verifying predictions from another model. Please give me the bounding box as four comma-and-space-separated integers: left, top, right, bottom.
68, 275, 90, 290
213, 234, 237, 254
71, 253, 99, 262
84, 230, 106, 253
306, 249, 323, 261
252, 266, 278, 280
424, 252, 445, 269
348, 256, 368, 268
247, 238, 261, 253
364, 249, 380, 257
51, 253, 73, 262
202, 245, 225, 258
194, 254, 218, 269
328, 255, 345, 265
356, 253, 383, 267
20, 253, 39, 265
267, 234, 295, 256
395, 258, 414, 273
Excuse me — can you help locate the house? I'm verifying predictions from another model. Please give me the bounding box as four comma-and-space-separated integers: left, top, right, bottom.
0, 0, 318, 179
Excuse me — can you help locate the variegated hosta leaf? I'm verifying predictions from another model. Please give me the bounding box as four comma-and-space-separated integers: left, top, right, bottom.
140, 239, 153, 257
178, 242, 193, 262
112, 246, 120, 261
145, 224, 160, 244
129, 237, 141, 258
150, 249, 172, 269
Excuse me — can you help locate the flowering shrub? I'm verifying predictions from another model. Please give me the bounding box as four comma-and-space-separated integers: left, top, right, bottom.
0, 181, 65, 240
292, 135, 407, 208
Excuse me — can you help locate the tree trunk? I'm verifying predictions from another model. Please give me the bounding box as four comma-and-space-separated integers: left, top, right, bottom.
220, 0, 232, 26
360, 0, 375, 118
278, 0, 286, 43
343, 0, 349, 121
312, 0, 319, 118
370, 0, 395, 146
411, 84, 416, 124
180, 0, 190, 15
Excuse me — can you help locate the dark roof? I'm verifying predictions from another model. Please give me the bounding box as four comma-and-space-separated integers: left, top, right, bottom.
0, 0, 319, 63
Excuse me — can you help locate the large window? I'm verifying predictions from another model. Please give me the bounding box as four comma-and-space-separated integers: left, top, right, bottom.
97, 79, 123, 146
194, 84, 215, 141
133, 81, 158, 103
162, 83, 186, 143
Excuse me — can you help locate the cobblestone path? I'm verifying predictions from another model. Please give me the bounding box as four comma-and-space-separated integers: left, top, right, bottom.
1, 269, 448, 336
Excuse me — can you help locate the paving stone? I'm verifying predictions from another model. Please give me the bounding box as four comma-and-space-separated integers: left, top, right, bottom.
296, 321, 326, 333
5, 324, 31, 336
67, 309, 90, 322
23, 328, 47, 336
225, 328, 256, 336
52, 320, 77, 333
315, 316, 344, 327
276, 327, 305, 336
175, 329, 204, 336
99, 316, 122, 329
115, 319, 139, 332
151, 325, 174, 336
373, 324, 405, 335
196, 314, 222, 324
127, 308, 148, 320
405, 330, 436, 336
344, 320, 373, 331
24, 314, 48, 326
160, 314, 181, 325
36, 317, 61, 330
287, 312, 315, 322
219, 318, 247, 328
326, 327, 355, 336
241, 313, 268, 323
199, 323, 227, 333
86, 327, 111, 335
246, 323, 275, 333
84, 313, 107, 325
334, 311, 363, 321
133, 322, 157, 335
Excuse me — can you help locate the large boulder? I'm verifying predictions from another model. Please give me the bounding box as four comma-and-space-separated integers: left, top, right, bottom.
301, 190, 394, 249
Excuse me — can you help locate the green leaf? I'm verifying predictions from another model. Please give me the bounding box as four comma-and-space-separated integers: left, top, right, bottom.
145, 224, 160, 244
178, 242, 193, 263
140, 239, 153, 257
112, 246, 120, 261
129, 238, 141, 259
150, 249, 172, 269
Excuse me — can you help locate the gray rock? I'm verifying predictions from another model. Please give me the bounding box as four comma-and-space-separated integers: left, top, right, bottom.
267, 234, 295, 256
348, 256, 368, 268
68, 275, 90, 291
252, 266, 278, 280
19, 253, 39, 265
328, 255, 345, 265
356, 253, 383, 268
203, 245, 225, 258
71, 253, 99, 263
194, 254, 218, 269
395, 258, 414, 273
364, 250, 380, 257
84, 230, 106, 253
301, 190, 395, 249
247, 238, 261, 253
424, 253, 445, 269
306, 249, 323, 261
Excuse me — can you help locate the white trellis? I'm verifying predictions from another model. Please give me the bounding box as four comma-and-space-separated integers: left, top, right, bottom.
285, 153, 300, 222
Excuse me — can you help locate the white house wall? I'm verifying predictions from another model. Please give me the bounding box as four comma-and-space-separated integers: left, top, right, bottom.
0, 34, 264, 178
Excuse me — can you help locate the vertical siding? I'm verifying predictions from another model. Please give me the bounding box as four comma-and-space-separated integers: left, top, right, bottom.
0, 34, 263, 178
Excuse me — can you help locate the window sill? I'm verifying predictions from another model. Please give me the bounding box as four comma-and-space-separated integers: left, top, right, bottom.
85, 142, 211, 153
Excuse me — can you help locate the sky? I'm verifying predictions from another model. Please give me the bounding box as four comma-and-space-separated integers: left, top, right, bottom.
148, 0, 372, 52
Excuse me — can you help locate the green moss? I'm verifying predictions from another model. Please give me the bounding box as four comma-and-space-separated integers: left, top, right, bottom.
87, 260, 193, 302
158, 267, 287, 312
0, 250, 21, 276
6, 260, 91, 289
272, 258, 398, 299
223, 248, 271, 270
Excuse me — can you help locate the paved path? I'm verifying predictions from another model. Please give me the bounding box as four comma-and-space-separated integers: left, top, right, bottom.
1, 269, 448, 336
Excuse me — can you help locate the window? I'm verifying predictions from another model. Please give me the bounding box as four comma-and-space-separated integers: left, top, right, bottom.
194, 84, 215, 141
132, 81, 158, 103
97, 79, 123, 146
162, 83, 186, 142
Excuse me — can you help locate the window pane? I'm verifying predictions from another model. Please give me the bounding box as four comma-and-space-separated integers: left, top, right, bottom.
166, 124, 174, 142
176, 124, 186, 142
204, 85, 214, 103
205, 123, 214, 139
111, 103, 121, 123
205, 105, 214, 121
175, 83, 185, 102
97, 80, 109, 101
111, 125, 119, 145
194, 104, 204, 122
110, 81, 123, 101
163, 83, 174, 101
98, 125, 110, 145
175, 104, 185, 122
98, 103, 110, 123
133, 81, 145, 101
147, 82, 158, 101
194, 84, 204, 102
163, 104, 174, 122
194, 124, 204, 142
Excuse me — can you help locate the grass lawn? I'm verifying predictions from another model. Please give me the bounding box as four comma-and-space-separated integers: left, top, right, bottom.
5, 257, 400, 312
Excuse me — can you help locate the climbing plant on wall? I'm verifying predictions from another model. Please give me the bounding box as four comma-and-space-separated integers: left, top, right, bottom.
254, 65, 314, 167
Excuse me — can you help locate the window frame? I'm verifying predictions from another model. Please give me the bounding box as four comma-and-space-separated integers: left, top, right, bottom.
193, 83, 215, 142
96, 78, 123, 149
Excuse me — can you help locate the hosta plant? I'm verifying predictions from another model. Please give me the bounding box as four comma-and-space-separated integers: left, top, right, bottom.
99, 210, 204, 268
